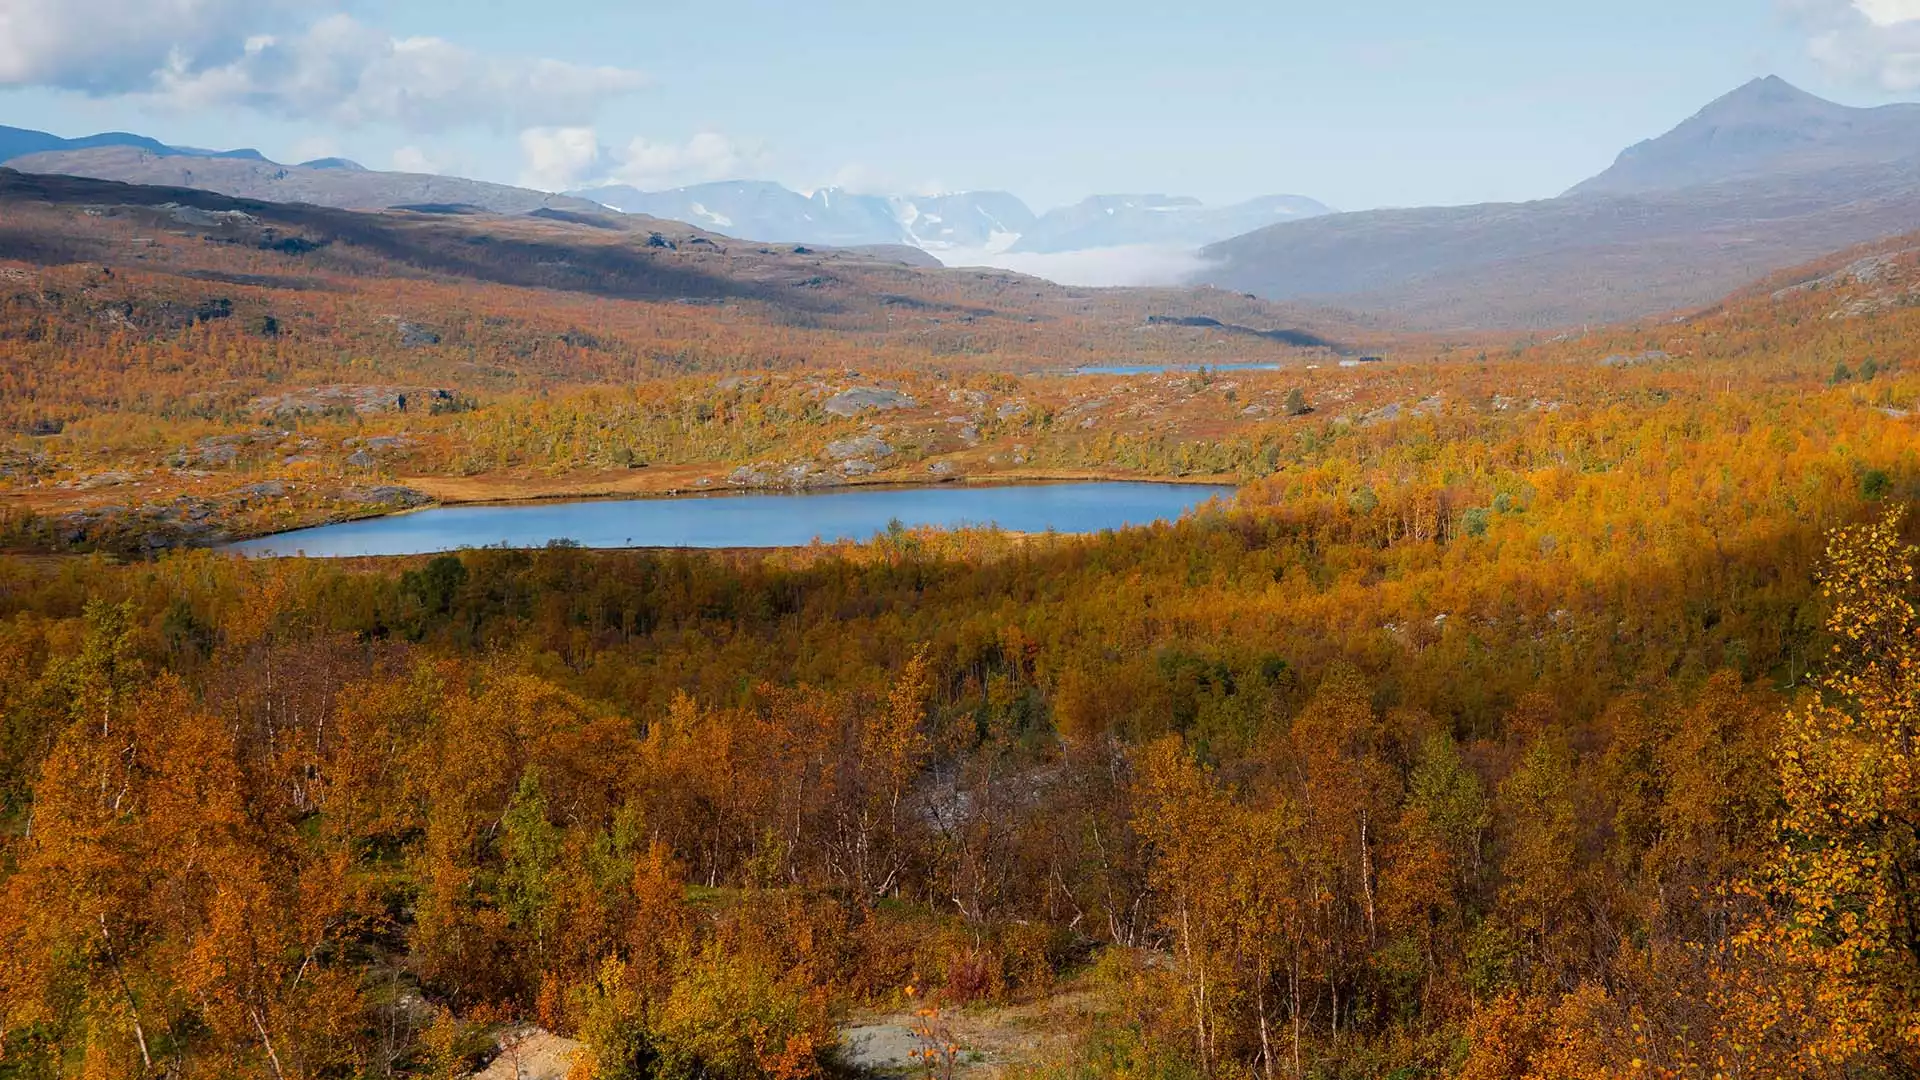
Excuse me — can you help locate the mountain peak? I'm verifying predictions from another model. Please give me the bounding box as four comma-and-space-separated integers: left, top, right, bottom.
1567, 76, 1920, 197
1695, 75, 1845, 124
1722, 74, 1812, 103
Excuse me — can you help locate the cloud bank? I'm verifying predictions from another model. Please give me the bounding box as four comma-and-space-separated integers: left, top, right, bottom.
521, 128, 765, 192
0, 0, 645, 131
1854, 0, 1920, 26
1795, 0, 1920, 90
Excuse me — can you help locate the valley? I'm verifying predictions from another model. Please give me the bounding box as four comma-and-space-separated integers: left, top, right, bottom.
3, 61, 1920, 1080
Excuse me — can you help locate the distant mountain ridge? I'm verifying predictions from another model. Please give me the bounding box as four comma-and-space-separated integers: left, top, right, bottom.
26, 77, 1918, 328
573, 181, 1332, 256
4, 145, 604, 217
0, 123, 351, 171
1570, 76, 1920, 197
574, 182, 1020, 250
1199, 76, 1920, 329
1, 120, 1330, 262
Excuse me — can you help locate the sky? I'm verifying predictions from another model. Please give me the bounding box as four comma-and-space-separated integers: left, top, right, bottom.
1, 0, 1918, 212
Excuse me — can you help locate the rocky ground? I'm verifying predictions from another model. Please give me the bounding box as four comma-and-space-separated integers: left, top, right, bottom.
471, 1027, 583, 1080
833, 985, 1100, 1078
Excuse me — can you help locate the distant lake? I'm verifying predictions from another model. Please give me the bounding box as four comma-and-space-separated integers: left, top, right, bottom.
227, 481, 1235, 558
1066, 362, 1283, 376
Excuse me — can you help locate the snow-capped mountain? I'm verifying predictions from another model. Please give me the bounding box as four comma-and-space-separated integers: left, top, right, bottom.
1011, 194, 1331, 254
892, 191, 1037, 251
572, 182, 1033, 251
569, 181, 1328, 257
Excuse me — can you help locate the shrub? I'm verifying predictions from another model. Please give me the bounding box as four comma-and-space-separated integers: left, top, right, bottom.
654, 950, 831, 1080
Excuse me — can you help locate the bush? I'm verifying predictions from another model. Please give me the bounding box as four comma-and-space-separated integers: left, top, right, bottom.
654, 950, 831, 1080
570, 958, 659, 1080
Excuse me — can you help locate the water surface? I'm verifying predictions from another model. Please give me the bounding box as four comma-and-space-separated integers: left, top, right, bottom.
229, 481, 1234, 557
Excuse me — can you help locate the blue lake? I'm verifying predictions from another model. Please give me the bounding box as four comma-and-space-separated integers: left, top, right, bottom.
227, 481, 1235, 557
1067, 362, 1283, 376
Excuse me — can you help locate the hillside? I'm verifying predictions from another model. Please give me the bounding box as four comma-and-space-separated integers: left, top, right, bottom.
5, 146, 610, 216
2, 121, 1330, 264
0, 168, 1383, 549
3, 168, 1366, 340
5, 184, 1920, 1079
1199, 77, 1920, 330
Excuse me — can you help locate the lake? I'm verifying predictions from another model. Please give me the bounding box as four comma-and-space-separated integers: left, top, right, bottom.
1066, 362, 1283, 376
227, 481, 1235, 557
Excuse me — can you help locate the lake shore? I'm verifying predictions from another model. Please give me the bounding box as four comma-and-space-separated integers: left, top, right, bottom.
223, 479, 1237, 557
396, 465, 1240, 509
0, 466, 1240, 556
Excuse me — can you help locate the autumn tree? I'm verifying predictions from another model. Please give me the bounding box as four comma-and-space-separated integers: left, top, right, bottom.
1737, 508, 1920, 1073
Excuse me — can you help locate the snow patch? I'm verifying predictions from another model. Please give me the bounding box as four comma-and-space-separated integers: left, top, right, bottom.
689, 202, 733, 228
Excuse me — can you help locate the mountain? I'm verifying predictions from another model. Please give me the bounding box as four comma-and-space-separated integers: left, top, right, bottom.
6, 146, 609, 216
575, 182, 1037, 250
1011, 194, 1331, 253
1, 125, 177, 164
3, 122, 1323, 267
0, 166, 1360, 351
1569, 76, 1920, 197
894, 191, 1037, 250
0, 123, 276, 168
580, 180, 826, 236
575, 181, 1327, 257
1199, 77, 1920, 329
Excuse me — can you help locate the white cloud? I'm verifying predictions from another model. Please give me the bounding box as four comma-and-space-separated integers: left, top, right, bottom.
524, 128, 766, 193
153, 15, 647, 131
609, 132, 762, 189
519, 126, 602, 191
1793, 0, 1920, 89
0, 1, 645, 132
391, 145, 441, 174
288, 135, 340, 164
1855, 0, 1920, 26
0, 0, 312, 93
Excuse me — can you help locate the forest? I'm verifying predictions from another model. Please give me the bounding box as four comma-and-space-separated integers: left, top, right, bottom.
0, 179, 1918, 1079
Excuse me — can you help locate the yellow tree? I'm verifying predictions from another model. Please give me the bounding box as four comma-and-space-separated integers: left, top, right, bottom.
0, 602, 156, 1077
1279, 663, 1399, 1035
1738, 508, 1920, 1072
1494, 732, 1582, 993
1134, 735, 1307, 1079
1382, 733, 1489, 1014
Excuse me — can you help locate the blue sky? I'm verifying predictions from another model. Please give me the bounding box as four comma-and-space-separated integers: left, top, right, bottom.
1, 0, 1915, 211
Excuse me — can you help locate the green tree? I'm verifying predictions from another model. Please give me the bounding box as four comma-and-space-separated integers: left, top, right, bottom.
502, 767, 563, 957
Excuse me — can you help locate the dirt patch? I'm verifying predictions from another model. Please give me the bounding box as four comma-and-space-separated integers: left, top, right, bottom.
836, 986, 1101, 1078
472, 1026, 582, 1080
